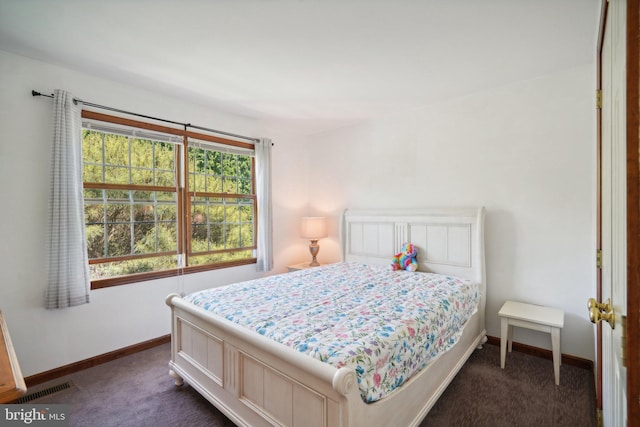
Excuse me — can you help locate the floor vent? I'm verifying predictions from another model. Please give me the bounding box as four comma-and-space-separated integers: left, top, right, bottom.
16, 381, 74, 403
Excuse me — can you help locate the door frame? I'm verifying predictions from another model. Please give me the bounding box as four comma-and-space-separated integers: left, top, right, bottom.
596, 0, 639, 424
625, 0, 639, 424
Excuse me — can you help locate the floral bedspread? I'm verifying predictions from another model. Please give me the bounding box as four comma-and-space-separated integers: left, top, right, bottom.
184, 262, 479, 402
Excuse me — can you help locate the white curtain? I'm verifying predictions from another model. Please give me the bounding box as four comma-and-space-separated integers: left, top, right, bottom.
255, 138, 273, 272
45, 90, 91, 309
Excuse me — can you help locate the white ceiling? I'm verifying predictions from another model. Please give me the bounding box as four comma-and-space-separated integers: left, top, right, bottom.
0, 0, 600, 134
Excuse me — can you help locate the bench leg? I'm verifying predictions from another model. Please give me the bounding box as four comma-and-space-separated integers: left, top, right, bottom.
500, 317, 508, 369
551, 327, 561, 385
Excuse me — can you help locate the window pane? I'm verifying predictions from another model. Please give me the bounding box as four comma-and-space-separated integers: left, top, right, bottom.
208, 205, 223, 222
189, 147, 205, 173
224, 224, 240, 247
154, 143, 174, 170
206, 175, 223, 193
133, 203, 155, 222
106, 203, 131, 223
131, 168, 153, 185
190, 173, 205, 193
104, 134, 129, 166
240, 224, 254, 247
238, 156, 251, 179
133, 222, 155, 254
206, 150, 221, 174
132, 190, 153, 202
83, 164, 103, 183
85, 224, 105, 259
191, 226, 208, 253
156, 171, 175, 187
156, 223, 178, 252
209, 223, 223, 249
157, 191, 175, 202
157, 204, 177, 221
223, 177, 237, 193
104, 166, 130, 184
84, 202, 103, 222
83, 130, 103, 161
225, 204, 239, 222
107, 223, 131, 256
239, 204, 253, 222
105, 189, 129, 200
222, 153, 237, 176
238, 178, 251, 195
131, 138, 153, 169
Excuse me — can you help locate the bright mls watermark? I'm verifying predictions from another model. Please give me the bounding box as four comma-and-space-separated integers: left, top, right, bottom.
0, 405, 69, 426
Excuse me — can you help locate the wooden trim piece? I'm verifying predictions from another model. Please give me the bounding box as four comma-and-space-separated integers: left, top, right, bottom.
82, 110, 255, 150
626, 0, 640, 423
88, 251, 177, 265
486, 336, 594, 371
82, 110, 185, 137
24, 335, 170, 388
183, 257, 257, 274
188, 191, 256, 200
0, 312, 26, 403
189, 246, 256, 257
91, 268, 179, 290
186, 130, 254, 150
83, 182, 177, 193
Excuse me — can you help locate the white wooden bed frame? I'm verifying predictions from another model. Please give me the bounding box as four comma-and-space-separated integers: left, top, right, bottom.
166, 207, 486, 427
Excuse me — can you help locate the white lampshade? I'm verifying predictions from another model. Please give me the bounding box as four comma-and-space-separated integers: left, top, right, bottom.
301, 217, 327, 239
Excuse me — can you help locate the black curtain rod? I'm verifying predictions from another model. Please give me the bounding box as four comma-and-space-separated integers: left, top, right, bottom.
31, 90, 260, 143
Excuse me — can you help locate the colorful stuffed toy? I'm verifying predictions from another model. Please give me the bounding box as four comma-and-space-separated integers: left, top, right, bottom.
390, 243, 418, 272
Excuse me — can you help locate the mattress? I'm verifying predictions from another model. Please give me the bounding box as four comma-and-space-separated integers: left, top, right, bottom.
184, 262, 479, 402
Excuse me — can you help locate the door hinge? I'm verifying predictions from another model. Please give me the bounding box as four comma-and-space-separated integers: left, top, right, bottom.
596, 249, 603, 269
622, 315, 627, 368
597, 408, 603, 427
596, 90, 603, 109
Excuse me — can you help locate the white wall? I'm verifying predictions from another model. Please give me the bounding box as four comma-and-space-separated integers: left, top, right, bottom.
0, 50, 309, 376
306, 64, 596, 361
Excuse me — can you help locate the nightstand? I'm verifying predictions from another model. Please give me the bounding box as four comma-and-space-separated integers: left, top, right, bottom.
287, 262, 320, 272
498, 300, 564, 385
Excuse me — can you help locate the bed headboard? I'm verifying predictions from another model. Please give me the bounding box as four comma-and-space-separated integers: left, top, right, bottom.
341, 207, 486, 286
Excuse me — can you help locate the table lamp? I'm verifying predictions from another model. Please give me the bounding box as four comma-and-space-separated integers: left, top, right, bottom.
301, 217, 327, 266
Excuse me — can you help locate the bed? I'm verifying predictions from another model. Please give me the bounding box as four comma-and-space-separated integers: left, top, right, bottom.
166, 207, 486, 427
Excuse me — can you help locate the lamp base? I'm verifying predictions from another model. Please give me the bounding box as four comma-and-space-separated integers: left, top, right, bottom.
308, 239, 320, 266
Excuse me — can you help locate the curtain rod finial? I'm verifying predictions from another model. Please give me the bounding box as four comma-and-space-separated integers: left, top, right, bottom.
32, 90, 54, 98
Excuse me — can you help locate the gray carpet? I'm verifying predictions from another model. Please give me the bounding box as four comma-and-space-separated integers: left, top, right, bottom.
29, 342, 595, 426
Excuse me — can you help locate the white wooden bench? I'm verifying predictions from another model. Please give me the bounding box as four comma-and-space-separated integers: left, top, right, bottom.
498, 300, 565, 385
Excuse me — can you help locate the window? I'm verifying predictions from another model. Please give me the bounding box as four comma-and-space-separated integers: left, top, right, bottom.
81, 111, 257, 289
